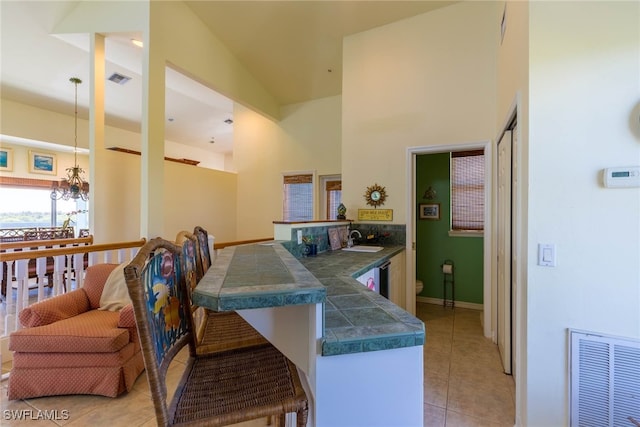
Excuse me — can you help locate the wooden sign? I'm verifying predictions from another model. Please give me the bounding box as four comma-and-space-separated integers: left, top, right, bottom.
357, 209, 393, 221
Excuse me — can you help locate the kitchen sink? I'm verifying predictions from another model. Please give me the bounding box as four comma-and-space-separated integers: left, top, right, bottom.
341, 245, 384, 253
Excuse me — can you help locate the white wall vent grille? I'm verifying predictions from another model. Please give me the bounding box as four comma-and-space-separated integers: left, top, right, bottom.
570, 329, 640, 427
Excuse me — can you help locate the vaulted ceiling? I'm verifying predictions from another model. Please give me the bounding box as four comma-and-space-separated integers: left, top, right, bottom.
0, 1, 457, 156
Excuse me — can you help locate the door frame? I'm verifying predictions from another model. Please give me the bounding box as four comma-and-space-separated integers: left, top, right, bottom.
497, 129, 513, 374
405, 140, 493, 338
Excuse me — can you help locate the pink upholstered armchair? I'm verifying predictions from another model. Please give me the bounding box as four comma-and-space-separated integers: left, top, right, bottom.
7, 263, 145, 400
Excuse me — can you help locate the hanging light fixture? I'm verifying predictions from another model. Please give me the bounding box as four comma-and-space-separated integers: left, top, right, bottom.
51, 77, 89, 201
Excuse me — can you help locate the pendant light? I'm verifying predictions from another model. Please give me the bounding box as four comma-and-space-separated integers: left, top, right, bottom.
51, 77, 89, 201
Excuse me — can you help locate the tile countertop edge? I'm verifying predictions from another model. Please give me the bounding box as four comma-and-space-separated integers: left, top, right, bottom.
193, 241, 425, 357
192, 243, 326, 311
298, 245, 426, 357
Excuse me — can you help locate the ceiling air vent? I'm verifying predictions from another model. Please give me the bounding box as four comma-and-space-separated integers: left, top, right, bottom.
108, 73, 132, 85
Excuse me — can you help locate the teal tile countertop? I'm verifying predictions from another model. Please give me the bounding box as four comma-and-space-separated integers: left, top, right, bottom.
192, 242, 424, 356
193, 243, 326, 311
298, 246, 425, 356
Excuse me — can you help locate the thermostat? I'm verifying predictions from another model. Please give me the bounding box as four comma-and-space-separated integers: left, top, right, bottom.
603, 166, 640, 188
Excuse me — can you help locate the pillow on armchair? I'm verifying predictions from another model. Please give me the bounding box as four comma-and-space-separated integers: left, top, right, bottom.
98, 262, 132, 311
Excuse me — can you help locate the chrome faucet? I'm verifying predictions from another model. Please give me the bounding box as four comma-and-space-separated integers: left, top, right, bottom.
347, 229, 362, 248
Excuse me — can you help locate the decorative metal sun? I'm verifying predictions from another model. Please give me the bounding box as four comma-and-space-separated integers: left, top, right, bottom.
364, 183, 387, 208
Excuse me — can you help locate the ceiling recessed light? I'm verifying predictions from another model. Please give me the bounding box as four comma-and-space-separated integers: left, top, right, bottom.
131, 39, 143, 48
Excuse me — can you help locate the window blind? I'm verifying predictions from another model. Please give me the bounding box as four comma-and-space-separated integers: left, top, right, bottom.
283, 174, 313, 221
451, 150, 484, 231
325, 180, 342, 220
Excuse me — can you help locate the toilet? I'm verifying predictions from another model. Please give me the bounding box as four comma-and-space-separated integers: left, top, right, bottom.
415, 280, 424, 295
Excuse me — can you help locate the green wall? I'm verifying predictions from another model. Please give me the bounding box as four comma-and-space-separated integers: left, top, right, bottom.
416, 153, 483, 304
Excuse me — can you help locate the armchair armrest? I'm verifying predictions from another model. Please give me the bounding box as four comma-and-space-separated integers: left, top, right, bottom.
19, 288, 90, 328
118, 304, 136, 329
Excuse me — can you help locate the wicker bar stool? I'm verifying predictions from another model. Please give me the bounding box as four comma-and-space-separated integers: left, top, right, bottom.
176, 229, 268, 355
124, 237, 308, 427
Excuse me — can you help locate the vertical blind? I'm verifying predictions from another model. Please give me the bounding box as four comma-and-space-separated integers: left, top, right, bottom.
283, 174, 313, 221
451, 150, 485, 231
325, 180, 342, 220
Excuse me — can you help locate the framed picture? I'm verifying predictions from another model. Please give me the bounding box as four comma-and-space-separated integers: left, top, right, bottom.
29, 150, 57, 175
328, 228, 342, 250
419, 203, 440, 220
0, 147, 13, 171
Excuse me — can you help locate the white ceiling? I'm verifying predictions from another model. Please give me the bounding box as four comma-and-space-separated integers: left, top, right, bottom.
0, 1, 456, 156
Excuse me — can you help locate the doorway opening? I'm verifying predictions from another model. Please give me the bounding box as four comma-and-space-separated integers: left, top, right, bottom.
406, 142, 492, 337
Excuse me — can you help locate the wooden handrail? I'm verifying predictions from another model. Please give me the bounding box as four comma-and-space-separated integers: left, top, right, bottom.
214, 237, 274, 250
0, 238, 147, 262
0, 236, 94, 251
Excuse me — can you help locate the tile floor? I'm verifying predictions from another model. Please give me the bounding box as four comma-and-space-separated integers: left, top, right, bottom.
0, 302, 515, 426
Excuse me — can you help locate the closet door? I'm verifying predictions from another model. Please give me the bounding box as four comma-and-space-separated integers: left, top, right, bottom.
497, 130, 512, 375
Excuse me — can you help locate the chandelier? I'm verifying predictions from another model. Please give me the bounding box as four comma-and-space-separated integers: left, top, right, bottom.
51, 77, 89, 201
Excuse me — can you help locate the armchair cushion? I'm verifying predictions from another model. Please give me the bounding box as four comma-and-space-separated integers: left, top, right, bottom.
9, 310, 129, 353
18, 289, 90, 328
118, 304, 136, 328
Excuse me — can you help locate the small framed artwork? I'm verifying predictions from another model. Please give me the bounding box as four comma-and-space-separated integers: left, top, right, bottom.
419, 203, 440, 220
29, 150, 57, 175
328, 228, 342, 250
0, 147, 13, 171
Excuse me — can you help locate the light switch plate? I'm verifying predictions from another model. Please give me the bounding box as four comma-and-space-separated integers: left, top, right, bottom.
538, 243, 556, 267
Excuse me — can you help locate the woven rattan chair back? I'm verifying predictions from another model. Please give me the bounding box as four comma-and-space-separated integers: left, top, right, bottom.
193, 226, 211, 275
176, 230, 206, 283
126, 237, 309, 427
124, 237, 195, 426
175, 231, 200, 291
175, 230, 269, 355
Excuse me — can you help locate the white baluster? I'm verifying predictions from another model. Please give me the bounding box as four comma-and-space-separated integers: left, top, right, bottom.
36, 255, 47, 301
73, 252, 85, 288
15, 259, 29, 330
52, 255, 66, 295
88, 251, 97, 267
0, 259, 4, 302
4, 260, 16, 335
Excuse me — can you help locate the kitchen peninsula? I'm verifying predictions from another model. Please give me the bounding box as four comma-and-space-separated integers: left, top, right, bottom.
193, 230, 424, 426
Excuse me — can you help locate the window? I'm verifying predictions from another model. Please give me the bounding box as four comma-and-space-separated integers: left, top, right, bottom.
283, 173, 313, 221
451, 150, 484, 232
322, 177, 342, 220
0, 177, 89, 234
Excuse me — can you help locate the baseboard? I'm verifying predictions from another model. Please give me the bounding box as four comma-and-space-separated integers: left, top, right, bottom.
417, 296, 483, 311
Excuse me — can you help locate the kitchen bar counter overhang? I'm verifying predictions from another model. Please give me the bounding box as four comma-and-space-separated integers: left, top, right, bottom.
192, 242, 424, 356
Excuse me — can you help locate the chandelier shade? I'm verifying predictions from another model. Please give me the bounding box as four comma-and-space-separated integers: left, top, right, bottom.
51, 77, 89, 201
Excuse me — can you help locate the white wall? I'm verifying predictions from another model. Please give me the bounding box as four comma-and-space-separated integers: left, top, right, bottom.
342, 1, 499, 223
1, 99, 239, 243
524, 2, 640, 425
233, 95, 342, 239
495, 2, 530, 424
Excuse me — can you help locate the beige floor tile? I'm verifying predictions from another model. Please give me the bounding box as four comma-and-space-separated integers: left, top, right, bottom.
419, 303, 515, 427
1, 302, 516, 426
424, 403, 446, 427
21, 393, 107, 426
446, 375, 515, 425
445, 409, 511, 427
424, 371, 449, 408
64, 390, 156, 427
424, 348, 451, 377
